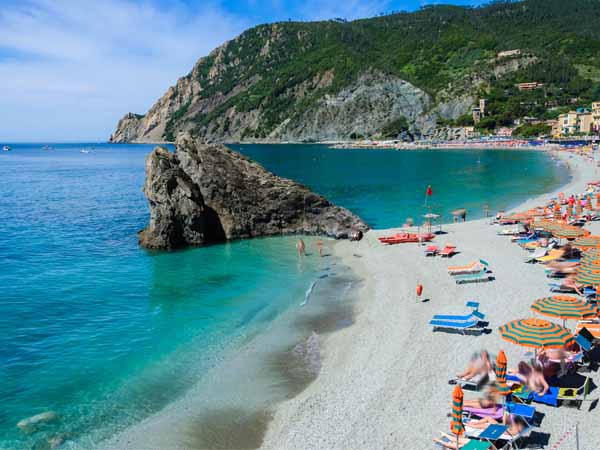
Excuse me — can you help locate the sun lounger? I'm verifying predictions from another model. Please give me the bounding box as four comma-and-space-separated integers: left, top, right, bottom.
548, 283, 577, 293
463, 405, 503, 420
429, 319, 486, 335
447, 260, 489, 275
455, 273, 493, 285
497, 224, 526, 235
576, 322, 600, 340
449, 372, 489, 391
440, 245, 457, 258
434, 432, 492, 449
537, 249, 564, 263
425, 245, 439, 256
524, 247, 546, 263
432, 310, 486, 323
465, 423, 532, 447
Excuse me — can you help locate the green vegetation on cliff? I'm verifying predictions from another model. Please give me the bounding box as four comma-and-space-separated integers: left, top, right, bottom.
116, 0, 600, 142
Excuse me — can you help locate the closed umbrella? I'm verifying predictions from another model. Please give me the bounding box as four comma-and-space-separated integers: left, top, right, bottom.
450, 385, 464, 448
498, 318, 575, 349
494, 351, 511, 397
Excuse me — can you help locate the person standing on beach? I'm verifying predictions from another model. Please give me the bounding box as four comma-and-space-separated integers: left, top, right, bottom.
315, 240, 324, 257
296, 239, 306, 257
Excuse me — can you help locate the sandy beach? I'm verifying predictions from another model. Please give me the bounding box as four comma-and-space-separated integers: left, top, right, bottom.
260, 152, 600, 450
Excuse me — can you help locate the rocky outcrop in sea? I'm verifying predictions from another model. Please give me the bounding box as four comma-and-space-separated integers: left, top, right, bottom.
139, 134, 368, 249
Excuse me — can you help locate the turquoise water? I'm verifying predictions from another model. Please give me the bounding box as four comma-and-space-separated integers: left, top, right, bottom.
231, 144, 569, 228
0, 143, 567, 448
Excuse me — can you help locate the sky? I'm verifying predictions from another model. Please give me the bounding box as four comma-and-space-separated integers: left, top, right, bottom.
0, 0, 488, 141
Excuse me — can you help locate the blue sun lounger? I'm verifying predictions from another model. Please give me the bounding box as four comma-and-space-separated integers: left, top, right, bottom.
432, 310, 486, 323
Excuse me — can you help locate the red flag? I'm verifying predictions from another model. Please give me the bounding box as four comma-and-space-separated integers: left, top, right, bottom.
426, 185, 433, 197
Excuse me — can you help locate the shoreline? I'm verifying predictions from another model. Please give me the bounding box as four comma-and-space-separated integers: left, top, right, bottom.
260, 150, 599, 449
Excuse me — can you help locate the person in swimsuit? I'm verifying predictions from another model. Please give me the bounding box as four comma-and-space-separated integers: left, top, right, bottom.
456, 351, 493, 381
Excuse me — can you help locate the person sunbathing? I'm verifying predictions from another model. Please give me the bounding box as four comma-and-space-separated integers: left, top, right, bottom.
455, 351, 493, 381
432, 432, 471, 449
462, 385, 500, 409
509, 361, 549, 396
467, 413, 527, 437
547, 261, 580, 270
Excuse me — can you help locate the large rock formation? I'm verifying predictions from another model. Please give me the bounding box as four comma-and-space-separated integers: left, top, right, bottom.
139, 134, 368, 249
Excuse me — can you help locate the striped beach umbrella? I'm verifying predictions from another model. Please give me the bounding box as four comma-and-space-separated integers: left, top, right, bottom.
450, 385, 464, 440
576, 201, 583, 216
494, 351, 511, 396
566, 203, 574, 218
575, 263, 600, 287
553, 205, 562, 220
531, 295, 597, 321
551, 225, 589, 240
498, 318, 575, 349
572, 235, 600, 250
586, 195, 593, 211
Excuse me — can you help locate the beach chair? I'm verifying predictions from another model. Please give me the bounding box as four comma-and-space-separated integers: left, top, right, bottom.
429, 319, 486, 335
463, 405, 503, 419
434, 432, 492, 449
449, 372, 489, 391
440, 245, 457, 258
455, 273, 493, 285
524, 247, 546, 263
448, 260, 489, 276
537, 249, 564, 264
548, 282, 577, 293
465, 423, 532, 449
425, 245, 439, 256
432, 310, 486, 323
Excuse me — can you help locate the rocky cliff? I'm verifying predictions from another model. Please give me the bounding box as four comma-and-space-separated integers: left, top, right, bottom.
139, 134, 368, 249
111, 1, 600, 143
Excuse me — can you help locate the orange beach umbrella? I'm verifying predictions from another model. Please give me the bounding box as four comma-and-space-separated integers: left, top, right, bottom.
531, 295, 597, 321
494, 351, 511, 396
572, 235, 600, 250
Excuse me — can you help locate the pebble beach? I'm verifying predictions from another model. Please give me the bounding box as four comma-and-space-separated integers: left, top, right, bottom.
261, 151, 600, 450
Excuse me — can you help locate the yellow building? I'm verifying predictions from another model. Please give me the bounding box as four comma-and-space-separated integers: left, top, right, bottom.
578, 112, 593, 134
593, 102, 600, 133
558, 112, 578, 135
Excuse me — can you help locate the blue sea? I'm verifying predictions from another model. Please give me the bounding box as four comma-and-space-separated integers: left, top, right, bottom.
0, 143, 568, 448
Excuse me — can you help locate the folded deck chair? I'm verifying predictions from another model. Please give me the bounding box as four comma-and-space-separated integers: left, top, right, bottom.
434, 432, 492, 450
429, 319, 485, 335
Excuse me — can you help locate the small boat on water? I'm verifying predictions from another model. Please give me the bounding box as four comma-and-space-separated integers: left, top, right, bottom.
2, 145, 10, 151
80, 149, 90, 154
42, 145, 52, 150
378, 232, 435, 245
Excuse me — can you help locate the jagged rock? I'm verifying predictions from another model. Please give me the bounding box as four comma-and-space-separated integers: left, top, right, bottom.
139, 134, 368, 249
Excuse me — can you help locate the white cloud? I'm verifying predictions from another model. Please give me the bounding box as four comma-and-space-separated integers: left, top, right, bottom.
0, 0, 248, 141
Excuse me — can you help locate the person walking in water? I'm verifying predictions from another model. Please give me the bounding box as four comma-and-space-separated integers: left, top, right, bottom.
296, 239, 306, 256
316, 240, 324, 257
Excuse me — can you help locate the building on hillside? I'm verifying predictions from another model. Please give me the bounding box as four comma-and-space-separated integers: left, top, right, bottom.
516, 82, 544, 91
592, 102, 600, 133
496, 127, 514, 137
578, 112, 593, 134
472, 107, 483, 125
479, 99, 487, 115
551, 120, 562, 138
463, 126, 477, 139
497, 49, 521, 59
558, 111, 578, 135
557, 110, 593, 135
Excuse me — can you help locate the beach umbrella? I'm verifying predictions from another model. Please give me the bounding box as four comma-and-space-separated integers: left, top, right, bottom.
566, 203, 574, 218
575, 263, 600, 287
553, 205, 562, 220
551, 225, 589, 240
498, 318, 575, 349
494, 351, 511, 397
450, 385, 464, 447
586, 195, 593, 211
576, 201, 583, 216
572, 235, 600, 250
531, 296, 597, 325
